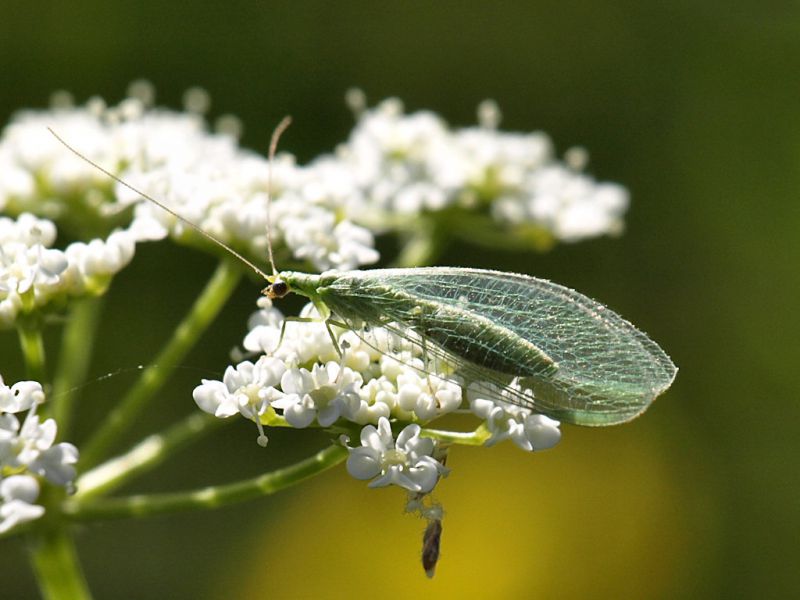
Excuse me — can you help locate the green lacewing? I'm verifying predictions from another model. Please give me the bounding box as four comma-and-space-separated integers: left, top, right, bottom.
266, 268, 676, 425
49, 122, 677, 427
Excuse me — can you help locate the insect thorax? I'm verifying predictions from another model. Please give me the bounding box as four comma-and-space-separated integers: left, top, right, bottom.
281, 271, 325, 301
318, 272, 557, 379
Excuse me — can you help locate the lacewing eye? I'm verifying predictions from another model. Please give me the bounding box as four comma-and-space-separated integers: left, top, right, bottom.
268, 280, 289, 299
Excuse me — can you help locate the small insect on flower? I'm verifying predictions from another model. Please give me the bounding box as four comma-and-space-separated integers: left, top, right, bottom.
48, 119, 676, 427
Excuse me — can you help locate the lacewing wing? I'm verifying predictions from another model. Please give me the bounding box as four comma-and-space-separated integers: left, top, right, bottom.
268, 267, 677, 426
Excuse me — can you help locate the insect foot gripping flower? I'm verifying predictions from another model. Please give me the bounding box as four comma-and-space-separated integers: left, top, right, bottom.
200, 298, 468, 440
0, 376, 79, 534
345, 417, 449, 494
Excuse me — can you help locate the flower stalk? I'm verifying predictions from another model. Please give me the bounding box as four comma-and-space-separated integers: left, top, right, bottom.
27, 526, 91, 600
78, 259, 242, 469
75, 412, 225, 501
16, 317, 47, 384
66, 444, 347, 520
51, 296, 105, 437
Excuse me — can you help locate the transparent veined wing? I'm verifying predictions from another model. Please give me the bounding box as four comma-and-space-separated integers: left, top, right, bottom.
323, 267, 677, 426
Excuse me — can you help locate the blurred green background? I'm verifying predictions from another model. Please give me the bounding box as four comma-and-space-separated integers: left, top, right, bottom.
1, 1, 798, 598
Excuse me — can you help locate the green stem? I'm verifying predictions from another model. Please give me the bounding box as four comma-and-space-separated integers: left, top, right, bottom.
390, 220, 445, 268
65, 444, 347, 521
27, 526, 92, 600
79, 260, 242, 469
52, 296, 105, 438
75, 412, 226, 501
17, 317, 46, 384
422, 424, 491, 446
450, 212, 555, 252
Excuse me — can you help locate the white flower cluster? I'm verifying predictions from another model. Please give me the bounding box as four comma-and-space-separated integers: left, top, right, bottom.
1, 87, 626, 284
332, 98, 629, 243
0, 376, 79, 534
193, 298, 561, 494
0, 213, 134, 327
0, 85, 379, 273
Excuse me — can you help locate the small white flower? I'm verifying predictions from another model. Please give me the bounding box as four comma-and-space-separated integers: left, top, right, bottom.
193, 355, 286, 446
67, 229, 136, 279
524, 166, 628, 242
273, 362, 362, 428
2, 412, 81, 483
193, 356, 286, 420
516, 413, 561, 451
0, 413, 22, 464
0, 216, 65, 286
15, 413, 57, 466
279, 205, 378, 272
335, 330, 375, 373
328, 221, 380, 271
0, 475, 45, 534
468, 382, 561, 452
0, 377, 44, 413
346, 417, 448, 493
349, 377, 396, 425
29, 442, 80, 487
241, 297, 286, 358
395, 371, 462, 421
0, 375, 80, 498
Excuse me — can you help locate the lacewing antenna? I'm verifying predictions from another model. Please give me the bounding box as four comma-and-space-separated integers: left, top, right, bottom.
47, 117, 293, 281
266, 116, 292, 276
